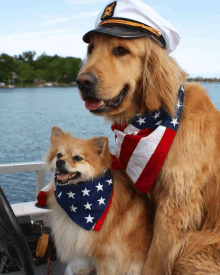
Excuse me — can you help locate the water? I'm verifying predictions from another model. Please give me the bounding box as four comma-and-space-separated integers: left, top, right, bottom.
0, 87, 114, 203
0, 84, 220, 203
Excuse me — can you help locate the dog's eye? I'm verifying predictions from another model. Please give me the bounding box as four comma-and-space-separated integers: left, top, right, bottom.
73, 155, 83, 162
57, 153, 62, 159
113, 46, 129, 56
88, 44, 94, 55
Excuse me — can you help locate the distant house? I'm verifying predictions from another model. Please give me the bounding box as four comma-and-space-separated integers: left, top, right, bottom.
7, 84, 15, 89
11, 72, 18, 83
70, 82, 77, 87
34, 79, 46, 86
44, 83, 53, 87
0, 82, 5, 88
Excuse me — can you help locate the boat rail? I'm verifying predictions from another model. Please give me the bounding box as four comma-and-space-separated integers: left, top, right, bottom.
0, 161, 47, 195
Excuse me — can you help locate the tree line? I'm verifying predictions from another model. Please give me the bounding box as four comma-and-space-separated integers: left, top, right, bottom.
1, 52, 219, 86
187, 77, 220, 83
0, 51, 82, 86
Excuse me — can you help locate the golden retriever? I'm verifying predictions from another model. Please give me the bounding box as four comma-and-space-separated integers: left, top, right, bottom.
76, 34, 220, 274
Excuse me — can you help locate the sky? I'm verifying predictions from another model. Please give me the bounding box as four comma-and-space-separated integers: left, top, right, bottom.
0, 0, 220, 78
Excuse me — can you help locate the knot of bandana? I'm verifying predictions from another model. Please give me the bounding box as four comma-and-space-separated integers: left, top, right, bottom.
111, 86, 184, 194
55, 169, 114, 231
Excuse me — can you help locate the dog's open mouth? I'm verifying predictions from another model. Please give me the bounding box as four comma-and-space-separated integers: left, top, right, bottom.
56, 172, 81, 185
84, 85, 129, 113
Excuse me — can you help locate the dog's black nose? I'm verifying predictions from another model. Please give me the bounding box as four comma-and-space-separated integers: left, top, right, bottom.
56, 159, 65, 168
76, 73, 97, 95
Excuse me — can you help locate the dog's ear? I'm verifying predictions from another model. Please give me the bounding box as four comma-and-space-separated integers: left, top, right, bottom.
50, 126, 64, 143
90, 137, 109, 158
90, 136, 111, 169
142, 38, 187, 117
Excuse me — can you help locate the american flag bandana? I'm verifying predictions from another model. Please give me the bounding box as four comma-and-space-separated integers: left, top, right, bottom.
55, 170, 114, 231
111, 86, 184, 194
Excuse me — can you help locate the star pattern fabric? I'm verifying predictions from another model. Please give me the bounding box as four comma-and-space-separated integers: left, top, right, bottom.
111, 86, 184, 194
55, 170, 114, 231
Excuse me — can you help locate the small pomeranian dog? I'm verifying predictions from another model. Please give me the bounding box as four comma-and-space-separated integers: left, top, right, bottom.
46, 126, 153, 275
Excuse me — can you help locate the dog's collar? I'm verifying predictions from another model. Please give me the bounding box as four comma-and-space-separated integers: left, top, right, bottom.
55, 169, 114, 231
111, 86, 184, 194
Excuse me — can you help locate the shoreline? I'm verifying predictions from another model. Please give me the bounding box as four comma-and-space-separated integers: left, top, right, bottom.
0, 82, 78, 89
1, 81, 219, 90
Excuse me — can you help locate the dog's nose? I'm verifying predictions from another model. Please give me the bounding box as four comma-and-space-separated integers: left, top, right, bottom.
76, 73, 97, 94
56, 159, 65, 168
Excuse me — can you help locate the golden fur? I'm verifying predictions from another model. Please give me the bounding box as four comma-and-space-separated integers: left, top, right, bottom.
46, 126, 153, 275
78, 34, 220, 274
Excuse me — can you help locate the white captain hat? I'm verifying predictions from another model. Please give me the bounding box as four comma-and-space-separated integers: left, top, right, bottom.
83, 0, 180, 54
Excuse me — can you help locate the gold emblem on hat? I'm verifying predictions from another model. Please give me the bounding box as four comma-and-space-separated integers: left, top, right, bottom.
104, 7, 113, 17
101, 1, 117, 21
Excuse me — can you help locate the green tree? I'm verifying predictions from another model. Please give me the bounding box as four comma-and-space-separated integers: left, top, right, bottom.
59, 57, 81, 83
71, 57, 82, 81
0, 53, 17, 84
34, 53, 54, 71
34, 69, 47, 80
49, 57, 62, 82
16, 62, 32, 85
18, 51, 36, 65
0, 52, 82, 85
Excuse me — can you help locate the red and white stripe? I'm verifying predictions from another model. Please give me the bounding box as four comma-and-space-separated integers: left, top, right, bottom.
112, 123, 176, 194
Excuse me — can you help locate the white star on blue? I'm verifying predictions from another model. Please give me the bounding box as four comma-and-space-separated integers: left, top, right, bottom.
55, 170, 114, 231
95, 182, 103, 191
81, 188, 90, 196
153, 112, 160, 119
131, 86, 184, 132
85, 214, 95, 223
66, 191, 75, 199
171, 118, 179, 127
177, 100, 182, 109
136, 117, 146, 125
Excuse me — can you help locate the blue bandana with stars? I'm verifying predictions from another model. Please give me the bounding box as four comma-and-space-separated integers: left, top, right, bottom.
131, 86, 184, 131
55, 170, 114, 231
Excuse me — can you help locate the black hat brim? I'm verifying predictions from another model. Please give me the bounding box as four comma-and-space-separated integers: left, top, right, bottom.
83, 26, 149, 43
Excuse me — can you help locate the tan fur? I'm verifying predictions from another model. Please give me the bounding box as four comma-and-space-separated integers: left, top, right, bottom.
79, 35, 220, 274
46, 127, 153, 275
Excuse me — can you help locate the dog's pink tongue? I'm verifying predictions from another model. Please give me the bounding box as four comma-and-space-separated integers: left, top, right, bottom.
85, 100, 103, 111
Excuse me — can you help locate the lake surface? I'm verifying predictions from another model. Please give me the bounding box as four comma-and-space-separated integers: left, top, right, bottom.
0, 83, 220, 203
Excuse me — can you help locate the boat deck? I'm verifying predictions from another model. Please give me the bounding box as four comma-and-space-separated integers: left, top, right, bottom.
0, 162, 68, 275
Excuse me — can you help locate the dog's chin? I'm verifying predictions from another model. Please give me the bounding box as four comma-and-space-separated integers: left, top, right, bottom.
83, 84, 129, 114
56, 172, 81, 186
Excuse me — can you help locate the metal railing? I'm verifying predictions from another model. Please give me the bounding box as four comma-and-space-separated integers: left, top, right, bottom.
0, 162, 47, 195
